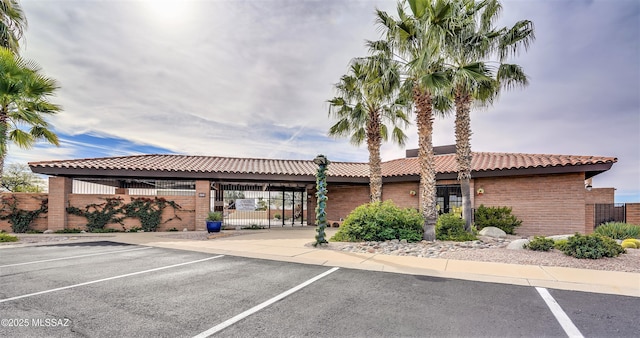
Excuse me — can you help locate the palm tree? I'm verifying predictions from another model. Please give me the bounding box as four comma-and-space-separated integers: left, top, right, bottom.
442, 0, 534, 231
328, 56, 411, 202
0, 0, 27, 53
0, 47, 61, 179
374, 0, 453, 240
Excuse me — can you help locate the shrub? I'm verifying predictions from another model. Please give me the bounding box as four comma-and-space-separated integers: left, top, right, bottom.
560, 233, 625, 259
0, 233, 18, 242
436, 213, 477, 242
473, 205, 522, 234
330, 201, 423, 242
54, 228, 82, 234
554, 239, 569, 251
621, 238, 640, 249
524, 236, 555, 251
594, 222, 640, 240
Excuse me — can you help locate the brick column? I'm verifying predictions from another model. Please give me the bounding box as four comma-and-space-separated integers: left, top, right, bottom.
48, 177, 72, 231
195, 180, 210, 231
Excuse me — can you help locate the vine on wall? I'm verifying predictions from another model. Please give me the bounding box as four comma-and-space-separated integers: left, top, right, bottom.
66, 197, 184, 232
0, 195, 48, 233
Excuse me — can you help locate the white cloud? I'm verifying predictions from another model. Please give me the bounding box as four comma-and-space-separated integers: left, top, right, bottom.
12, 0, 640, 202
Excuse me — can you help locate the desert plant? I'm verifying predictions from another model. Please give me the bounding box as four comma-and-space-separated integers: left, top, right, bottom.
274, 213, 282, 220
560, 233, 625, 259
167, 227, 179, 232
594, 222, 640, 240
331, 201, 424, 242
524, 236, 554, 251
474, 205, 522, 234
621, 238, 640, 249
436, 213, 477, 242
0, 233, 18, 242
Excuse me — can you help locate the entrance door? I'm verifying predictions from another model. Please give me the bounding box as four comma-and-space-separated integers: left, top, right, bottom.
436, 185, 462, 215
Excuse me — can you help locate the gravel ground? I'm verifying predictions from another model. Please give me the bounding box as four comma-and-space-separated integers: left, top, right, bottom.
4, 232, 639, 273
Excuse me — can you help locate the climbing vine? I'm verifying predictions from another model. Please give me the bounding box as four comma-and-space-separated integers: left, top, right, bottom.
0, 195, 48, 233
67, 197, 183, 232
66, 197, 126, 232
313, 154, 330, 246
123, 197, 182, 232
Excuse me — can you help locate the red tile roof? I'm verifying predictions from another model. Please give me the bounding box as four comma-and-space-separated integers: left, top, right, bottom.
29, 154, 370, 178
29, 152, 617, 178
382, 152, 618, 177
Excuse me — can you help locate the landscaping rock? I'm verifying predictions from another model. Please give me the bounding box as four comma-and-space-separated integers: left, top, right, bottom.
183, 228, 188, 232
478, 227, 506, 238
546, 234, 572, 241
507, 239, 529, 250
43, 229, 54, 234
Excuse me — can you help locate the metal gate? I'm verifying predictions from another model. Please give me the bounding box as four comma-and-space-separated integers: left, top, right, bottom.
594, 203, 626, 227
210, 183, 307, 228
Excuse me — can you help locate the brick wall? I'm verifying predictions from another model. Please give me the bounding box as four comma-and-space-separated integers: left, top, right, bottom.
382, 182, 420, 209
67, 194, 196, 231
473, 173, 586, 236
325, 184, 370, 222
0, 193, 49, 232
627, 203, 640, 226
585, 188, 615, 204
48, 176, 72, 231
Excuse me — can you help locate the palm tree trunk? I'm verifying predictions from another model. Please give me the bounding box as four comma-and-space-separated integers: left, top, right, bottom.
0, 109, 9, 180
367, 107, 383, 203
455, 89, 473, 231
414, 86, 437, 241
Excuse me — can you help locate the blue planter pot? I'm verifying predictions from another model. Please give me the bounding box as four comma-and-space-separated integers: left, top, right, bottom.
206, 221, 222, 233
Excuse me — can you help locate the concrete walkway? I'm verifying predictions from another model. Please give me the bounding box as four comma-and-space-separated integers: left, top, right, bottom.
9, 227, 640, 297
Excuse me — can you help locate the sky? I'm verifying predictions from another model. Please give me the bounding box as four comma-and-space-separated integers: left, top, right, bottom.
10, 0, 640, 202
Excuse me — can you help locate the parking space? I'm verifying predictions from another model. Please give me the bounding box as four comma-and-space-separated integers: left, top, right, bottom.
1, 242, 636, 337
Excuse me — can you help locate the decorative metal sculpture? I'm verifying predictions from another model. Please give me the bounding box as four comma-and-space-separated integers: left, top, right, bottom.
313, 154, 330, 246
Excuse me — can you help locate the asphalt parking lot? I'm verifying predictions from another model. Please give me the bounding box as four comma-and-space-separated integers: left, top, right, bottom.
0, 242, 637, 337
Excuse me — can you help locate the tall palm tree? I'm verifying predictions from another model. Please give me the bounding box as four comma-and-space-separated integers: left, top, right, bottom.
0, 0, 27, 53
374, 0, 453, 240
328, 56, 411, 202
442, 0, 534, 230
0, 47, 61, 178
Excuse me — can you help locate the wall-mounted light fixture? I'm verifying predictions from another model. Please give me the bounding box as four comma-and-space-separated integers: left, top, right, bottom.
586, 184, 592, 191
476, 188, 484, 195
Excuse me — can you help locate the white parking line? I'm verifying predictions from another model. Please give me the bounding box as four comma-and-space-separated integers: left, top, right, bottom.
0, 247, 152, 268
193, 267, 340, 338
535, 287, 584, 338
0, 255, 224, 304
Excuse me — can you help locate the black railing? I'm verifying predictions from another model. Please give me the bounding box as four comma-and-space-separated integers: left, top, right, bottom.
594, 203, 626, 228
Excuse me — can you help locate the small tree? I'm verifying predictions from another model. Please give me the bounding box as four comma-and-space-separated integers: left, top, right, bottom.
1, 163, 44, 192
313, 154, 330, 246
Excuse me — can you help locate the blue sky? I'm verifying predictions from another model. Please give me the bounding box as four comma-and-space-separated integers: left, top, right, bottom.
11, 0, 640, 202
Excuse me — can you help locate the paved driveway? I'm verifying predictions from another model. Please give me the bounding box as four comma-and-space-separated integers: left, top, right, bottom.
0, 242, 636, 337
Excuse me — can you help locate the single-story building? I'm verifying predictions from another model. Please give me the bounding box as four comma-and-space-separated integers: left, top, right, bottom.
22, 145, 630, 236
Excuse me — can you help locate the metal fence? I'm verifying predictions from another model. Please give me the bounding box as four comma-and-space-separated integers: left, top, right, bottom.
594, 203, 626, 227
212, 183, 307, 228
72, 178, 196, 196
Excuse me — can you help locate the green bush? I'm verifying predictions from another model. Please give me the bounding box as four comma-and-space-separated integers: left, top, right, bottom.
0, 233, 18, 242
330, 201, 423, 242
54, 228, 82, 234
594, 222, 640, 240
474, 205, 522, 234
436, 213, 476, 241
524, 236, 554, 251
554, 239, 569, 251
560, 233, 625, 259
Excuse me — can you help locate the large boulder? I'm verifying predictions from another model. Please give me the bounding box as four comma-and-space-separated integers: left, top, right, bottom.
478, 226, 507, 238
507, 239, 530, 250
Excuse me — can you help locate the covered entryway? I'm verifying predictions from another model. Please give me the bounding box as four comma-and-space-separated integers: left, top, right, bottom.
211, 183, 309, 228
